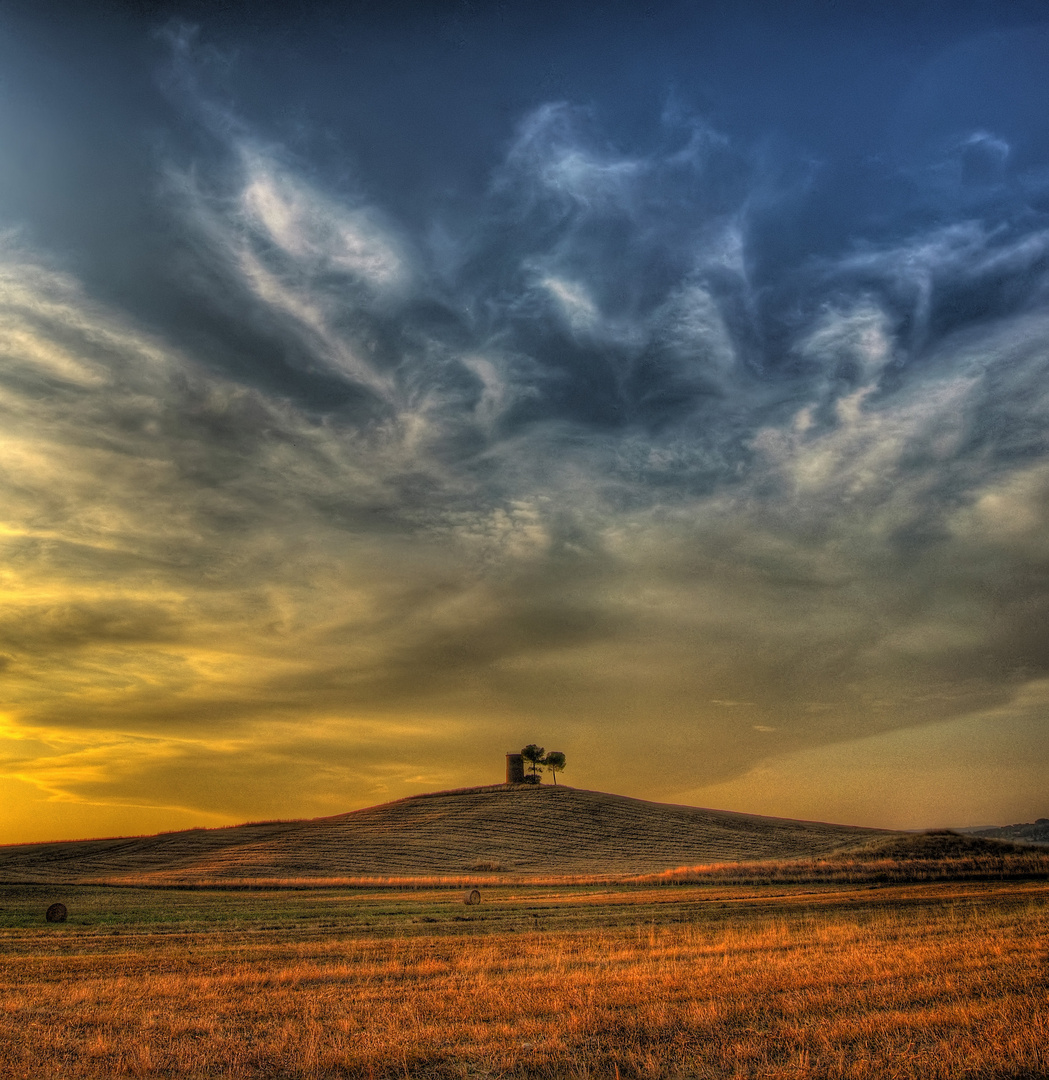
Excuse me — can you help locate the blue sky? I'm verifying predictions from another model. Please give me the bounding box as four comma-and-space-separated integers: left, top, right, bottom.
0, 0, 1048, 840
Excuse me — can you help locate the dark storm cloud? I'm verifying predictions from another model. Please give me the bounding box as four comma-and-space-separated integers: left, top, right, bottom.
1, 1, 1049, 835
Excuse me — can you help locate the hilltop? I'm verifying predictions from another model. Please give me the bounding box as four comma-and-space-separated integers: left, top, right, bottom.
0, 784, 884, 885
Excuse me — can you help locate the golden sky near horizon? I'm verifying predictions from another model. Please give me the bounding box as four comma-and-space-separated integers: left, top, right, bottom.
1, 5, 1048, 842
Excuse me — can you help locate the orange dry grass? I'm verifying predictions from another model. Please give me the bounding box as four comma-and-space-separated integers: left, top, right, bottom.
3, 891, 1049, 1079
81, 830, 1049, 890
635, 855, 1049, 886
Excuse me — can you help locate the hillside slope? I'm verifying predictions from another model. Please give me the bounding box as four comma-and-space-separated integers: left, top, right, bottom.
0, 784, 885, 884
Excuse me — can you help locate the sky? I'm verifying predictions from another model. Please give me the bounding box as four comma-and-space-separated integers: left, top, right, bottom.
1, 0, 1048, 843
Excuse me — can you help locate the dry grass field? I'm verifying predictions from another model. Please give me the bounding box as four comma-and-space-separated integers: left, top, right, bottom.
637, 831, 1049, 886
1, 878, 1047, 1079
0, 786, 884, 885
3, 788, 1047, 1077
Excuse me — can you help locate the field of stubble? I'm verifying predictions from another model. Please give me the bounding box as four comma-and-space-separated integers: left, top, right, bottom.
1, 880, 1047, 1079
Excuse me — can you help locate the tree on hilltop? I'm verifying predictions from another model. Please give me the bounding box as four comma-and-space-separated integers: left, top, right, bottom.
543, 751, 566, 784
521, 744, 545, 781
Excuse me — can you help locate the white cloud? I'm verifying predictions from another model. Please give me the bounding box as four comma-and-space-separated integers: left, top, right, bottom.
798, 301, 895, 383
658, 283, 737, 376
540, 274, 599, 332
459, 354, 509, 428
239, 151, 404, 287
506, 103, 644, 210
166, 146, 415, 399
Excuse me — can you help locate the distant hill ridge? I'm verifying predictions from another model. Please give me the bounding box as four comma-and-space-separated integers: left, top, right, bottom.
0, 783, 888, 885
966, 818, 1049, 846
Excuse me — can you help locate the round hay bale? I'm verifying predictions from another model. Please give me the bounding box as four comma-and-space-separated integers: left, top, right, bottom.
45, 903, 67, 923
463, 888, 481, 906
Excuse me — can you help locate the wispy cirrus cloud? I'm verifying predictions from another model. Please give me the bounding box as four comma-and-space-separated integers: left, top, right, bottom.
2, 12, 1049, 839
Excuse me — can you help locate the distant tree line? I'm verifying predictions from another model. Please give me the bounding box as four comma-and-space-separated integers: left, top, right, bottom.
520, 745, 566, 784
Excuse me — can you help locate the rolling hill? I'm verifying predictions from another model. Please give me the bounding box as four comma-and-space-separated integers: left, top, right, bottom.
966, 818, 1049, 846
0, 784, 888, 885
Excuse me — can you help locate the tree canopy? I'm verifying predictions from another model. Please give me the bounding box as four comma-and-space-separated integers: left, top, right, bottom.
520, 744, 545, 780
519, 745, 566, 783
543, 751, 566, 784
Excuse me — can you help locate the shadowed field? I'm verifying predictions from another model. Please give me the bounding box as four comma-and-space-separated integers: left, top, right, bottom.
0, 785, 885, 884
638, 830, 1049, 885
1, 879, 1047, 1079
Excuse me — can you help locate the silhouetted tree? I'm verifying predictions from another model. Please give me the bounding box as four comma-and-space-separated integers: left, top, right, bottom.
543, 751, 566, 784
521, 744, 545, 781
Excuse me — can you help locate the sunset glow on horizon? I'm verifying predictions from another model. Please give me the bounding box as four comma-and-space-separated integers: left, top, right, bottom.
1, 1, 1048, 843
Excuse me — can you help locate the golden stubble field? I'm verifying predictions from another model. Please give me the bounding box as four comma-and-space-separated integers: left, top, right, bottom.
1, 878, 1047, 1079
